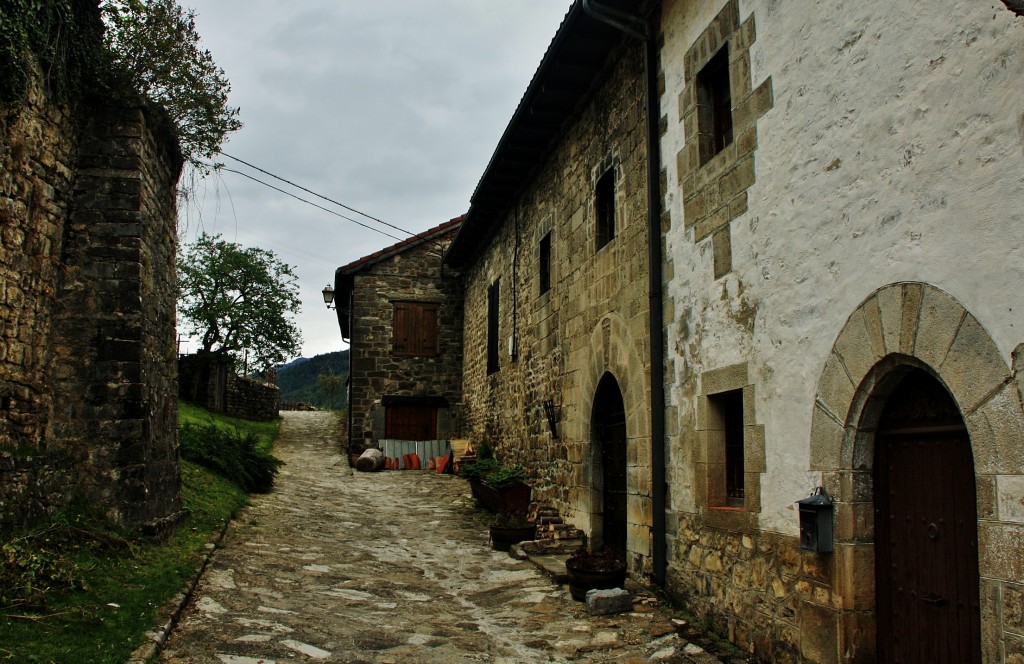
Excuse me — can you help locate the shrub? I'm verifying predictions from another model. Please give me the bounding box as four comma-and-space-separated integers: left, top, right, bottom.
485, 465, 526, 488
178, 422, 283, 493
459, 458, 500, 482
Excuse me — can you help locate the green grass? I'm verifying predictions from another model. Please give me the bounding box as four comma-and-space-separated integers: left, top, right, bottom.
0, 402, 277, 663
178, 401, 279, 452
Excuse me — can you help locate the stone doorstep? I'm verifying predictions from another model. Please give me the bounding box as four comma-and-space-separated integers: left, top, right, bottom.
525, 551, 571, 584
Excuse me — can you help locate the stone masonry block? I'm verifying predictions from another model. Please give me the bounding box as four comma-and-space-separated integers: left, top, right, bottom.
978, 521, 1024, 582
815, 351, 856, 425
833, 305, 884, 388
874, 287, 903, 356
899, 283, 924, 354
998, 475, 1024, 523
585, 590, 630, 614
966, 382, 1024, 475
701, 362, 748, 395
809, 403, 845, 471
913, 285, 964, 369
939, 313, 1010, 415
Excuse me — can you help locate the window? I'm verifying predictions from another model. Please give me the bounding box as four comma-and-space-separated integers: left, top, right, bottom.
696, 44, 733, 165
595, 168, 615, 250
708, 388, 744, 507
487, 278, 500, 374
392, 301, 438, 357
539, 232, 551, 295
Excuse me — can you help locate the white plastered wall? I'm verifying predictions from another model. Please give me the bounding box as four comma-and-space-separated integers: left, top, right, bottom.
661, 0, 1024, 534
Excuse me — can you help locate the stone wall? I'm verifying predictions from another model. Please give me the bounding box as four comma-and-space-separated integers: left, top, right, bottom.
348, 229, 463, 454
458, 37, 655, 572
222, 373, 279, 422
0, 21, 183, 533
179, 355, 280, 422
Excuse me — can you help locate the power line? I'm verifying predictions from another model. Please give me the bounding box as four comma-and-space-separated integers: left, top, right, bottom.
219, 152, 417, 239
220, 168, 406, 243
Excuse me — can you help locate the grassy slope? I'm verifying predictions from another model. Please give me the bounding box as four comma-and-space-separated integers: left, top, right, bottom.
0, 403, 277, 663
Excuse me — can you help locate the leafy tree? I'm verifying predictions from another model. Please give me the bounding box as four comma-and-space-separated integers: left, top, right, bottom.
316, 373, 345, 410
178, 233, 301, 370
100, 0, 241, 169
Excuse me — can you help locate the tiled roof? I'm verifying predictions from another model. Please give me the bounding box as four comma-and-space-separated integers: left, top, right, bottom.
336, 214, 465, 275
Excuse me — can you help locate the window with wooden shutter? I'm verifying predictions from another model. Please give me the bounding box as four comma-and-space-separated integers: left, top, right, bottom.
487, 278, 500, 374
392, 301, 439, 357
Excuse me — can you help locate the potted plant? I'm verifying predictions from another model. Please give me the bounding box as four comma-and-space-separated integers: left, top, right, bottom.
488, 510, 536, 551
565, 546, 627, 601
460, 460, 531, 513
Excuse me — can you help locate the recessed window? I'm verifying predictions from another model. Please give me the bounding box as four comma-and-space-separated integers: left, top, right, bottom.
392, 301, 439, 357
539, 232, 551, 295
595, 168, 615, 250
697, 44, 733, 165
487, 278, 500, 374
708, 388, 744, 507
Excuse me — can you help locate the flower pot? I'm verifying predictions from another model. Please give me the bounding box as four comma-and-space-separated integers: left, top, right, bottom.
565, 559, 627, 601
489, 525, 536, 551
469, 479, 531, 513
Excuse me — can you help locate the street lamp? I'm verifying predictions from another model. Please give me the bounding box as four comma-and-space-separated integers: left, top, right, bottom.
322, 284, 336, 309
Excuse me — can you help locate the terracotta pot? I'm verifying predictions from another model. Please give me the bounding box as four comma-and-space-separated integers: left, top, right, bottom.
565, 559, 627, 601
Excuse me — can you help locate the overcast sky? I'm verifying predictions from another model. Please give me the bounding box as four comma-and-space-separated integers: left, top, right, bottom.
178, 1, 575, 360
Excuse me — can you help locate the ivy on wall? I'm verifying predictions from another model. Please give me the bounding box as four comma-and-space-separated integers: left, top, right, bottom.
0, 0, 104, 107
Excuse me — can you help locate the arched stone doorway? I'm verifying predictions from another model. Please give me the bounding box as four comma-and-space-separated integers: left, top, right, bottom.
592, 372, 627, 559
807, 282, 1024, 661
873, 368, 981, 663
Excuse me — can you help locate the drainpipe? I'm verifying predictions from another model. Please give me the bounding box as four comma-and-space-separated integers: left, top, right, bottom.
582, 0, 667, 586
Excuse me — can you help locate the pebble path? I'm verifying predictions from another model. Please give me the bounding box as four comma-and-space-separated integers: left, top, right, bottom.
160, 411, 742, 663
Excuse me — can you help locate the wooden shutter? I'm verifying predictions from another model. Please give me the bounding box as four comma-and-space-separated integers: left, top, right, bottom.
393, 302, 438, 357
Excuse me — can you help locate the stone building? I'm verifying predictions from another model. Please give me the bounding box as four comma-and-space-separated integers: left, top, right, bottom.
445, 0, 659, 574
333, 217, 464, 457
444, 0, 1024, 661
0, 1, 182, 534
658, 0, 1024, 661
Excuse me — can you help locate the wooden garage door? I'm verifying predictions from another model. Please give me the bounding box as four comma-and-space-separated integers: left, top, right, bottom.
385, 404, 437, 441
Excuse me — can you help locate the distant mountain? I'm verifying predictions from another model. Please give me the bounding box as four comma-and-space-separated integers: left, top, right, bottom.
276, 350, 349, 409
278, 356, 311, 372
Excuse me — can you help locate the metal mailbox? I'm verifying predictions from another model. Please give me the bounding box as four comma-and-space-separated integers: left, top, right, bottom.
797, 488, 833, 553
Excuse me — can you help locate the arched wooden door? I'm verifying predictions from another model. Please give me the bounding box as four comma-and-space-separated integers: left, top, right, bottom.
592, 373, 627, 560
873, 369, 981, 663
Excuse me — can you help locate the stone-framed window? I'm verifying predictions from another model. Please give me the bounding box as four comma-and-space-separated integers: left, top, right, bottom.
707, 388, 745, 506
392, 301, 438, 357
595, 167, 616, 250
487, 278, 500, 374
539, 232, 552, 295
696, 44, 733, 165
697, 362, 765, 514
677, 0, 772, 279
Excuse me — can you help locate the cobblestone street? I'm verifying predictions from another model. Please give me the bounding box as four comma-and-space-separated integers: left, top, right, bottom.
159, 411, 740, 663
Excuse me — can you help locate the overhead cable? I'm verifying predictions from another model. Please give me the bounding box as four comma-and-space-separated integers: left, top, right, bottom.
220, 168, 405, 243
219, 152, 416, 239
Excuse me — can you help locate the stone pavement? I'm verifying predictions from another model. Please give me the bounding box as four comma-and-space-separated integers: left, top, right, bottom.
159, 411, 744, 663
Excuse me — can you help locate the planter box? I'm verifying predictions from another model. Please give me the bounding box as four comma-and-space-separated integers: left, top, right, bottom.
469, 479, 531, 514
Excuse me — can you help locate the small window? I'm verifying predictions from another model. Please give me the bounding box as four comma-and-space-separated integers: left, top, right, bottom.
392, 301, 438, 357
539, 232, 551, 295
487, 278, 500, 374
595, 168, 615, 250
697, 45, 733, 165
709, 388, 744, 507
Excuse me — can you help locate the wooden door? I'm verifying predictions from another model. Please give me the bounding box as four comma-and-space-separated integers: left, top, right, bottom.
385, 404, 437, 441
593, 373, 627, 560
874, 370, 981, 663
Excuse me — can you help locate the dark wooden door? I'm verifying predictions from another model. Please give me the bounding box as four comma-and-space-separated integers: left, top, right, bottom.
385, 404, 437, 441
874, 370, 981, 664
593, 373, 627, 560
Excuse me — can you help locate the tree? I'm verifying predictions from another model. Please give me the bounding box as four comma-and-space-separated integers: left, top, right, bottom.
100, 0, 241, 169
178, 233, 302, 371
316, 373, 345, 411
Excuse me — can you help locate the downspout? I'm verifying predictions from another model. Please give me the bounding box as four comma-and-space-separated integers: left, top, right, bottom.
583, 0, 667, 586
